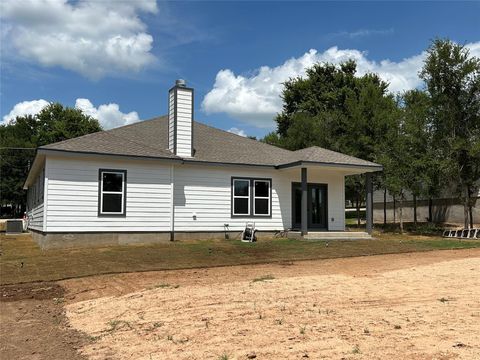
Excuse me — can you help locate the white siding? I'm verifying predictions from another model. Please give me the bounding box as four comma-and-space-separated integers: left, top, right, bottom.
175, 88, 192, 157
43, 156, 347, 233
173, 165, 290, 231
27, 166, 45, 231
173, 164, 346, 232
168, 90, 175, 151
45, 157, 172, 232
28, 203, 44, 231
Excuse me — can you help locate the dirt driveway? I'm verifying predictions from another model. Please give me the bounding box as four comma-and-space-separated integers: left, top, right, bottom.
2, 249, 479, 359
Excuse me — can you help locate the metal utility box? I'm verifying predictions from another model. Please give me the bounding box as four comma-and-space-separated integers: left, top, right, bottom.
6, 219, 23, 234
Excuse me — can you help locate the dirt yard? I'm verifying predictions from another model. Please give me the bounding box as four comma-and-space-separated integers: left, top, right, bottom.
2, 249, 479, 359
57, 249, 480, 360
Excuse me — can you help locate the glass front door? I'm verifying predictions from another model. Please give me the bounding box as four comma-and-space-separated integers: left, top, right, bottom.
292, 183, 328, 230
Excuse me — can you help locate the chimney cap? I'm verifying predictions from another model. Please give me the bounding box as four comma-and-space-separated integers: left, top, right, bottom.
175, 79, 186, 87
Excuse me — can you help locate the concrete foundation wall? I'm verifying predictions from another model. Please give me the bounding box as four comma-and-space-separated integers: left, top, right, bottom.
31, 230, 281, 250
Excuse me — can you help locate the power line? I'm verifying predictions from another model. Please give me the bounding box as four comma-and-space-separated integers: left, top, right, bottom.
0, 147, 37, 150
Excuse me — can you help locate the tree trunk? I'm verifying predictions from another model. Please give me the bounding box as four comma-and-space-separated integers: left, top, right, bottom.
428, 198, 433, 223
393, 196, 396, 224
383, 188, 387, 226
399, 197, 404, 234
463, 185, 469, 229
468, 185, 474, 229
356, 192, 360, 227
470, 206, 474, 228
413, 194, 417, 228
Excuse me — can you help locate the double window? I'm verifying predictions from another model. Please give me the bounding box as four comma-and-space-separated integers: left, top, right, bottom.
232, 178, 271, 217
99, 169, 126, 216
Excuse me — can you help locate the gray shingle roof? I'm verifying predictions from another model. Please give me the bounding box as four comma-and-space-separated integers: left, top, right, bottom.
292, 146, 380, 168
40, 116, 382, 169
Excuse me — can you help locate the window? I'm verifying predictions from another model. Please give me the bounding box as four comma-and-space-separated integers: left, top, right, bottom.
254, 180, 270, 215
233, 179, 250, 215
231, 177, 271, 217
99, 169, 126, 216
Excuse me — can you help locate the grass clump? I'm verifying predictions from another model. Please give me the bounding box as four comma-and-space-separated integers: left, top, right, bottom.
106, 319, 132, 333
252, 275, 275, 282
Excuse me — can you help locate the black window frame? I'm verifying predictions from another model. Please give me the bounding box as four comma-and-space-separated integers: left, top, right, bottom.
231, 177, 272, 218
98, 169, 127, 217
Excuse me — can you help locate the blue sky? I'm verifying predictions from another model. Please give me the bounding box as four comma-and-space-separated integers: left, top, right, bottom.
1, 1, 479, 137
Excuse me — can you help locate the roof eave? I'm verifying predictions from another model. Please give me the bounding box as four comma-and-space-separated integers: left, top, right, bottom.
276, 160, 383, 172
23, 151, 44, 189
37, 148, 183, 163
35, 148, 278, 169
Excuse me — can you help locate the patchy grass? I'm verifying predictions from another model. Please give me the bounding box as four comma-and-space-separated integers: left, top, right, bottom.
252, 275, 275, 282
1, 232, 479, 285
148, 283, 179, 290
105, 319, 133, 333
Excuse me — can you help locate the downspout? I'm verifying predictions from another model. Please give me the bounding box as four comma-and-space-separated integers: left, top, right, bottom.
170, 164, 175, 241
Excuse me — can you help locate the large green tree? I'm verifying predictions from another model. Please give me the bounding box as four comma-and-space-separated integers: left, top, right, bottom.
0, 103, 102, 216
401, 89, 438, 225
265, 60, 399, 223
420, 39, 480, 228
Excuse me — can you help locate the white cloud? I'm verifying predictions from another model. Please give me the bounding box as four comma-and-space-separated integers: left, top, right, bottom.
75, 99, 140, 130
227, 127, 247, 137
202, 42, 480, 128
2, 99, 140, 130
2, 99, 50, 124
0, 0, 157, 79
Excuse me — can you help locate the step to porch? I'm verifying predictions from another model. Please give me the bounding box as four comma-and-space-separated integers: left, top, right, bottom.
297, 231, 372, 241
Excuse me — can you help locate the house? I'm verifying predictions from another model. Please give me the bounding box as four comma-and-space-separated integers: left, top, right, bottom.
24, 80, 382, 248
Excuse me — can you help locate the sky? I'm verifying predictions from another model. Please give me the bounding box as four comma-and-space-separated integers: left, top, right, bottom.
1, 0, 479, 138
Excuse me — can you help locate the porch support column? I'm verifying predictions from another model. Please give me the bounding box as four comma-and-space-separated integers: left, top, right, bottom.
301, 167, 308, 236
366, 172, 373, 235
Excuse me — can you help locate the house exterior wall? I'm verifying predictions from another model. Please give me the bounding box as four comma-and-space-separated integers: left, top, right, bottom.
26, 166, 45, 231
45, 156, 172, 232
281, 167, 346, 231
172, 164, 290, 232
39, 156, 347, 236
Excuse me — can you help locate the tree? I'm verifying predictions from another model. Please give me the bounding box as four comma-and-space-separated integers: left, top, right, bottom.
267, 60, 399, 225
0, 103, 102, 216
401, 89, 434, 226
420, 39, 480, 228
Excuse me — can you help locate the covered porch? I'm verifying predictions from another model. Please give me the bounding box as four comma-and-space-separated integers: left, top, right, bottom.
278, 158, 382, 239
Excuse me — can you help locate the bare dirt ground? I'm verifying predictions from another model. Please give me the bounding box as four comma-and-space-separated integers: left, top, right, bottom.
59, 249, 480, 360
0, 282, 89, 360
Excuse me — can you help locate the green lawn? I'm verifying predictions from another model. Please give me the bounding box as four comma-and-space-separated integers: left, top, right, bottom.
1, 232, 479, 285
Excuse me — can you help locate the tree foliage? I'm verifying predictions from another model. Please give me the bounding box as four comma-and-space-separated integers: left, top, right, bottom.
266, 59, 399, 220
420, 39, 480, 227
265, 38, 480, 228
0, 103, 102, 215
